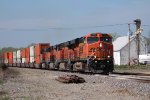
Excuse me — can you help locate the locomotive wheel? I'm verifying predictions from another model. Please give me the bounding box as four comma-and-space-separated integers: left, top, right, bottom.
73, 62, 85, 72
41, 63, 46, 69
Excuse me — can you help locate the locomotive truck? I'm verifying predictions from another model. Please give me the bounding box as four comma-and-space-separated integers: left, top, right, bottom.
1, 33, 114, 74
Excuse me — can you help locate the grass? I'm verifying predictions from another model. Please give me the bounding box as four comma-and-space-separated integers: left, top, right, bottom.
0, 96, 10, 100
0, 80, 3, 85
0, 91, 10, 100
0, 63, 8, 71
114, 65, 150, 71
19, 96, 30, 100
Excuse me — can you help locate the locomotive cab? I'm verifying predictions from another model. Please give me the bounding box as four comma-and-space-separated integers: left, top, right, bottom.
82, 33, 114, 73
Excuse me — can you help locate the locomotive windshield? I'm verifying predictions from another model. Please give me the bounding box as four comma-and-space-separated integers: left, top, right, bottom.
100, 37, 111, 43
87, 37, 99, 44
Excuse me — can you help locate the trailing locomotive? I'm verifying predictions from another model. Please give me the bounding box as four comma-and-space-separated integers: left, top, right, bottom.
1, 33, 114, 74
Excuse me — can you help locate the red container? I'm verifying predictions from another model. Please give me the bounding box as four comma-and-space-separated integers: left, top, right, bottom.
8, 52, 13, 64
4, 52, 9, 59
25, 48, 30, 63
34, 43, 50, 64
21, 48, 26, 58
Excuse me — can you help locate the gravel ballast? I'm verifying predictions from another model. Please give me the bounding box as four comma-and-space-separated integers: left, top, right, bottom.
0, 67, 150, 100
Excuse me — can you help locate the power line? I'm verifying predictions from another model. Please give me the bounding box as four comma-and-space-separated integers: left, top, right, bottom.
0, 23, 131, 31
142, 25, 150, 27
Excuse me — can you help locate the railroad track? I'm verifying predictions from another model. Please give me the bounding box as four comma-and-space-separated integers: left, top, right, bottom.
109, 72, 150, 83
5, 66, 150, 83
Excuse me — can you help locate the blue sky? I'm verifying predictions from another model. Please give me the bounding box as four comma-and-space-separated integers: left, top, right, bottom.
0, 0, 150, 48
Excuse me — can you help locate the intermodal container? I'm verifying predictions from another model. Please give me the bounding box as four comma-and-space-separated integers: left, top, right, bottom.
21, 48, 26, 63
30, 57, 34, 63
21, 48, 26, 58
13, 51, 17, 59
25, 48, 30, 63
22, 58, 26, 63
17, 58, 21, 63
4, 52, 9, 63
17, 50, 21, 58
30, 46, 35, 57
13, 58, 17, 63
4, 52, 9, 59
8, 52, 13, 64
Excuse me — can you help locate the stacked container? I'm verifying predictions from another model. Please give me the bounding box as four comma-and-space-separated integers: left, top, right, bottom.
21, 48, 26, 67
21, 48, 26, 63
17, 50, 21, 63
17, 50, 21, 67
30, 46, 35, 63
13, 51, 17, 66
8, 52, 13, 66
4, 52, 9, 64
25, 48, 30, 64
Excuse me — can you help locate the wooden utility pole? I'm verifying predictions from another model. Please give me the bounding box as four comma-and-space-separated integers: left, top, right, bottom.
128, 24, 131, 66
134, 19, 141, 65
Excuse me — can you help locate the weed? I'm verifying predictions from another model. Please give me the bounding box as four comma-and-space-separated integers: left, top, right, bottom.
0, 80, 3, 85
0, 96, 10, 100
0, 63, 8, 71
114, 65, 150, 71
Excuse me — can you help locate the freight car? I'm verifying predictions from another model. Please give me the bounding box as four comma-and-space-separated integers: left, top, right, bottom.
1, 33, 114, 74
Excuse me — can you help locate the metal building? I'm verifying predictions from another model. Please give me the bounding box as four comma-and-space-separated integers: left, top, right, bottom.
147, 45, 150, 53
113, 35, 147, 65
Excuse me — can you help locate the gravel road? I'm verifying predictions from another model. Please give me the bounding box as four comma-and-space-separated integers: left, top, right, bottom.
0, 67, 150, 100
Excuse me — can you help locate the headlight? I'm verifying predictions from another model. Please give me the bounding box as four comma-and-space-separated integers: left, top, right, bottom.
108, 56, 110, 58
100, 43, 102, 47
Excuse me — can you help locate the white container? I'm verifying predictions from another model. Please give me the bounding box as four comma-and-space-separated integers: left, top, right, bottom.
13, 58, 17, 63
13, 51, 17, 59
4, 59, 8, 64
17, 58, 21, 63
17, 50, 21, 58
30, 57, 34, 63
22, 58, 26, 63
30, 46, 35, 57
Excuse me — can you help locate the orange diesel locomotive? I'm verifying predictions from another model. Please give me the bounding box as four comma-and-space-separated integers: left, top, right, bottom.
1, 33, 114, 74
44, 33, 114, 73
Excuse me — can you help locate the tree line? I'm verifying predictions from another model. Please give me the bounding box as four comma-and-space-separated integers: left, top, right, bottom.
1, 32, 150, 54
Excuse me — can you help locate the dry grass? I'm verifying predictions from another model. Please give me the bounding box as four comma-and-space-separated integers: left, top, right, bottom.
114, 65, 150, 72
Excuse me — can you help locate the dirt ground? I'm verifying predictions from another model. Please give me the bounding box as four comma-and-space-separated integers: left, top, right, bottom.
0, 67, 150, 100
